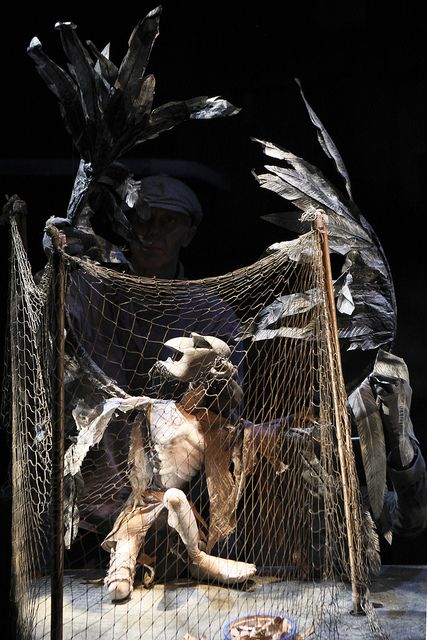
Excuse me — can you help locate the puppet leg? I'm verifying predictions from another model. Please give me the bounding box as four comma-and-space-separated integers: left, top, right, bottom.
163, 488, 256, 584
102, 499, 164, 601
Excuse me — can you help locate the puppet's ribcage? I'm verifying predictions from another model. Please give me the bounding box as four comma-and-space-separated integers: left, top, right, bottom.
148, 401, 205, 489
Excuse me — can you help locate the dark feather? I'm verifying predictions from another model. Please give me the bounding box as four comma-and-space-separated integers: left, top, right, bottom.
116, 6, 161, 102
133, 74, 156, 121
55, 22, 105, 124
362, 511, 381, 575
66, 161, 93, 224
86, 41, 118, 87
338, 285, 396, 351
27, 37, 90, 158
348, 379, 387, 520
27, 36, 77, 102
359, 410, 387, 521
240, 290, 319, 342
295, 77, 353, 200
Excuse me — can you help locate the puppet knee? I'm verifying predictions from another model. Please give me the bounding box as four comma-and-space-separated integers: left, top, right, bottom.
163, 487, 187, 509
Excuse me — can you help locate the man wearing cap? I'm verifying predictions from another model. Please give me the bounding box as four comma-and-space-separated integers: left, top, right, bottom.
42, 171, 203, 280
125, 175, 202, 278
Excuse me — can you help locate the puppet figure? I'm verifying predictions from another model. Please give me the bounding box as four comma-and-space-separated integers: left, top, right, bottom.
68, 333, 255, 601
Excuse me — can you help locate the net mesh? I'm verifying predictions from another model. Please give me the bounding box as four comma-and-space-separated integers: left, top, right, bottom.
5, 216, 389, 639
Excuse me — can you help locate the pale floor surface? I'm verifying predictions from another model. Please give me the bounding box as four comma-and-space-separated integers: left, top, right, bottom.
28, 565, 427, 640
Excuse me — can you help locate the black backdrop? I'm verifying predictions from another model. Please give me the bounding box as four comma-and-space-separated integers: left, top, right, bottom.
1, 1, 427, 579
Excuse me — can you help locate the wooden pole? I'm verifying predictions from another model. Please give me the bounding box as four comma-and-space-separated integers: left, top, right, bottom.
314, 211, 363, 614
50, 230, 66, 640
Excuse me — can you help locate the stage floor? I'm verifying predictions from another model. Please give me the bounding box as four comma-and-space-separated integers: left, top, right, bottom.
30, 564, 427, 639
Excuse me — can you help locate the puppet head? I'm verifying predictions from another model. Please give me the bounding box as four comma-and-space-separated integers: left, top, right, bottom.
152, 332, 233, 384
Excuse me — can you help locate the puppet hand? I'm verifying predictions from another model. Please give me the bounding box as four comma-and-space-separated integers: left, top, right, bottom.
43, 216, 98, 257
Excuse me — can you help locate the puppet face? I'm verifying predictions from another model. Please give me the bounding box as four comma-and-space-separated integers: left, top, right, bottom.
152, 332, 232, 384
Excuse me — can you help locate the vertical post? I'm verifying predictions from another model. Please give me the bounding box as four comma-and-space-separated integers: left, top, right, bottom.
7, 217, 20, 640
314, 211, 363, 614
50, 231, 66, 640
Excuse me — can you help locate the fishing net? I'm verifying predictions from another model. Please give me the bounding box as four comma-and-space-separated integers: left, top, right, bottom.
5, 213, 389, 639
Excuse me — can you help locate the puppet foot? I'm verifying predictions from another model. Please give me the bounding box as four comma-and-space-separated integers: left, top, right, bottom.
189, 551, 256, 584
105, 542, 137, 601
163, 488, 256, 584
107, 579, 131, 601
103, 499, 165, 603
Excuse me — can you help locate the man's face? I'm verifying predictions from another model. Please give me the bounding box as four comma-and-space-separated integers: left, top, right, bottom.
128, 207, 197, 276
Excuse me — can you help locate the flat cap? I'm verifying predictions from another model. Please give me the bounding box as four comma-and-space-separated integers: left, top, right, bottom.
136, 175, 203, 225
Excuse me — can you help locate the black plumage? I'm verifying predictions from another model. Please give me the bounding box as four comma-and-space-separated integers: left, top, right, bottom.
27, 6, 239, 229
253, 81, 396, 354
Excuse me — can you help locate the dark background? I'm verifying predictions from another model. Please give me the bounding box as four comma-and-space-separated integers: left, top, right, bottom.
1, 1, 426, 604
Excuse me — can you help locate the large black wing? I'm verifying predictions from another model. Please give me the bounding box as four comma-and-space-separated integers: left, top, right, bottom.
252, 88, 396, 355
28, 6, 239, 228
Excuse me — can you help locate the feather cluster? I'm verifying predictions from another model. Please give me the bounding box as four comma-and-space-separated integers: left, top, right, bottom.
27, 6, 239, 225
253, 80, 396, 352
